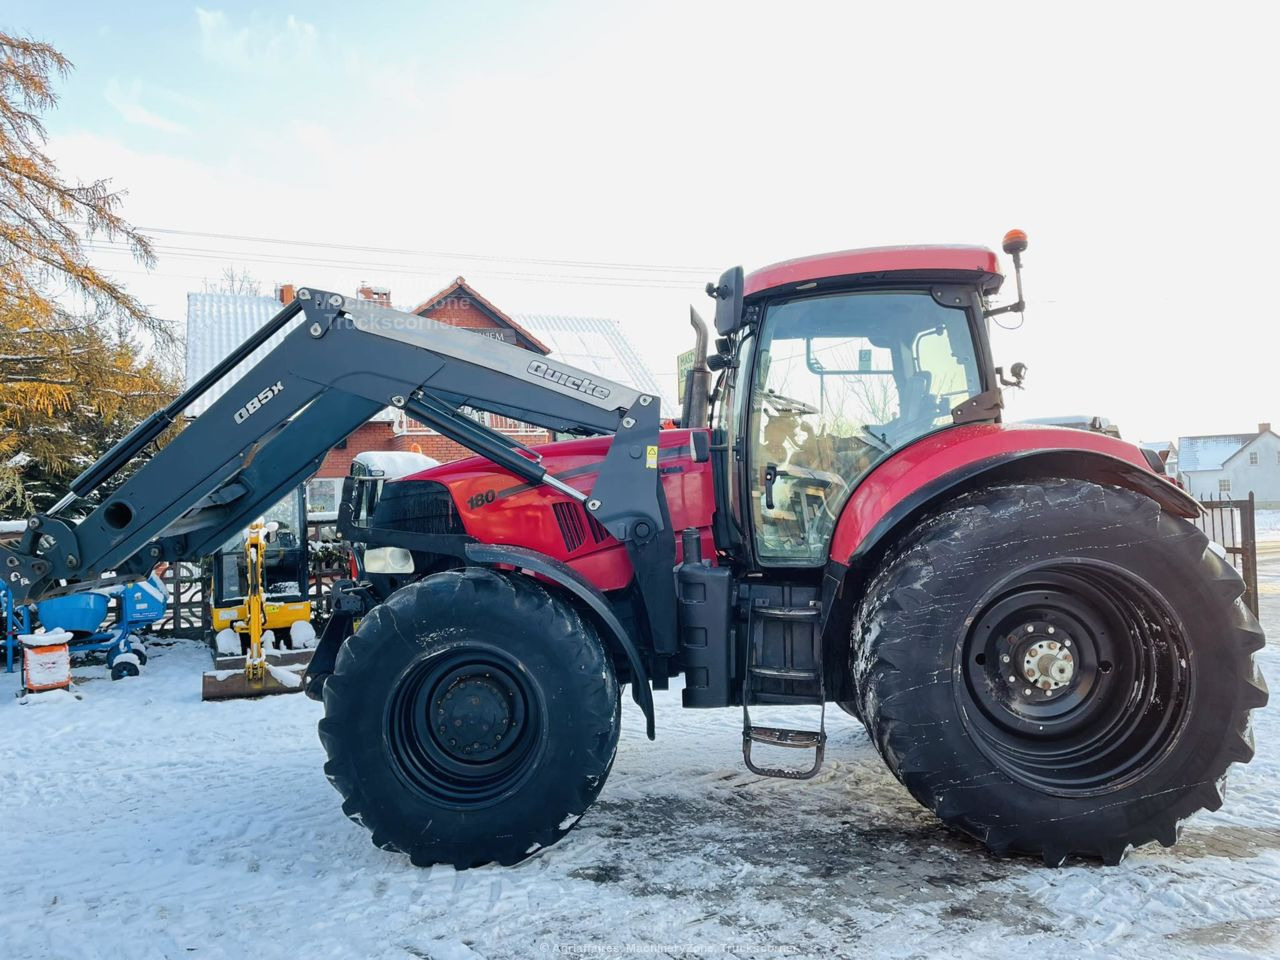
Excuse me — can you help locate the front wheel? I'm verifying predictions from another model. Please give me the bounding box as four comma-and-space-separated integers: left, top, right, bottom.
852, 479, 1268, 865
319, 568, 621, 868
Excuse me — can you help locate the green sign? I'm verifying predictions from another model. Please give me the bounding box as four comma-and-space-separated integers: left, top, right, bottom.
676, 348, 696, 404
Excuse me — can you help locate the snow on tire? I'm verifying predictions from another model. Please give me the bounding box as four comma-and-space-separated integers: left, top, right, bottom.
851, 479, 1268, 866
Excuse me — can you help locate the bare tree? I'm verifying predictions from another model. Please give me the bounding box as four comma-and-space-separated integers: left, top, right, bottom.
204, 266, 262, 296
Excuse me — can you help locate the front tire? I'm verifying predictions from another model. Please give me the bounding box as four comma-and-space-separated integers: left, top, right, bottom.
319, 568, 620, 868
852, 479, 1268, 865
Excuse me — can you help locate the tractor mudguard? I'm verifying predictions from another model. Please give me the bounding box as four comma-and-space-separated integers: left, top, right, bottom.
463, 542, 656, 739
829, 425, 1200, 569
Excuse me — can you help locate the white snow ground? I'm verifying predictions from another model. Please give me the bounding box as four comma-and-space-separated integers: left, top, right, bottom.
2, 555, 1278, 960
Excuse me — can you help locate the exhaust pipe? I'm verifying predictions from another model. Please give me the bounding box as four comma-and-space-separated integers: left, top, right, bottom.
681, 307, 712, 429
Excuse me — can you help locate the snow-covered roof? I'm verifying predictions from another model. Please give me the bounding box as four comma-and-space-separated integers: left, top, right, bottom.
184, 293, 397, 420
1023, 415, 1112, 430
1177, 433, 1256, 472
185, 294, 673, 421
516, 314, 674, 413
1139, 440, 1176, 456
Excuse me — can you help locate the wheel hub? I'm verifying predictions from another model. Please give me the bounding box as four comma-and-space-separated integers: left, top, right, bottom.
1015, 623, 1075, 698
434, 675, 517, 762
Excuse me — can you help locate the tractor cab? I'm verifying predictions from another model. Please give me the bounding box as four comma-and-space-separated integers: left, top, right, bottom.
707, 245, 1005, 567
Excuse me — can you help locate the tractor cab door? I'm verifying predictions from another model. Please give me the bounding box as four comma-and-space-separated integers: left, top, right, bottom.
744, 288, 986, 565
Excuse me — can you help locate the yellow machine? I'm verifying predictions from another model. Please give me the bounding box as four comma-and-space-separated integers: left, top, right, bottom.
201, 489, 314, 700
208, 487, 311, 647
240, 521, 272, 682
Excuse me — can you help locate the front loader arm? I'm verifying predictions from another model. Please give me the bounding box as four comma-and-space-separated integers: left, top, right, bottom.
1, 290, 674, 648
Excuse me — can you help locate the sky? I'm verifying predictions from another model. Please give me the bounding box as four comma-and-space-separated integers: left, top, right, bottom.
4, 0, 1277, 442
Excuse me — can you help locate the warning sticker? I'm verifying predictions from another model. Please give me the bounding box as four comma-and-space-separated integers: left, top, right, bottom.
646, 445, 659, 469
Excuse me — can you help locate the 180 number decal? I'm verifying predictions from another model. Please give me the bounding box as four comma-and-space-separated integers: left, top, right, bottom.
466, 489, 496, 510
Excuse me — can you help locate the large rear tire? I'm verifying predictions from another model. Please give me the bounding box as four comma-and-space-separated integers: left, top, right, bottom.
851, 479, 1268, 866
319, 567, 621, 868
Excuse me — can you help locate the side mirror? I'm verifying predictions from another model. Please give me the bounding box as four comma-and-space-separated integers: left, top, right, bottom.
997, 362, 1027, 388
706, 266, 744, 336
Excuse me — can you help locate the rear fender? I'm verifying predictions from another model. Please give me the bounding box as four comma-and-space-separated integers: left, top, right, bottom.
463, 542, 656, 740
829, 425, 1199, 569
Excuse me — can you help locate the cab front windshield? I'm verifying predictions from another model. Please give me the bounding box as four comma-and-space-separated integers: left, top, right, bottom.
750, 289, 981, 563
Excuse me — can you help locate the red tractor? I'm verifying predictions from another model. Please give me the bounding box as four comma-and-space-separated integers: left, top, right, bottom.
315, 233, 1265, 867
6, 232, 1265, 869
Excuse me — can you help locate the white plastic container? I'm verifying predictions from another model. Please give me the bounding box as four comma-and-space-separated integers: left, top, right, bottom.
21, 629, 73, 692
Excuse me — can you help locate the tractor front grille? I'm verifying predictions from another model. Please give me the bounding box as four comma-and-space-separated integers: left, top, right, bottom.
552, 500, 610, 553
371, 480, 467, 536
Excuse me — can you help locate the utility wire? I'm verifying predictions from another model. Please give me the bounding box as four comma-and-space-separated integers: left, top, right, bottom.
83, 239, 708, 290
81, 223, 718, 276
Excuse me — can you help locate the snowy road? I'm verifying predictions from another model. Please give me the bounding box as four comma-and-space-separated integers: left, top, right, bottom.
2, 558, 1277, 960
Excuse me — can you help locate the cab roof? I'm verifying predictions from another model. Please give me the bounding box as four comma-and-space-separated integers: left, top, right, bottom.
744, 244, 1003, 299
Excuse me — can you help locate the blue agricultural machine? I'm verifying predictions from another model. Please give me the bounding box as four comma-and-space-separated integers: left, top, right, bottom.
3, 573, 168, 681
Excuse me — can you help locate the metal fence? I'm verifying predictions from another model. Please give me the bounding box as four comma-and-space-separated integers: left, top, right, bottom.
1194, 491, 1259, 617
152, 542, 350, 637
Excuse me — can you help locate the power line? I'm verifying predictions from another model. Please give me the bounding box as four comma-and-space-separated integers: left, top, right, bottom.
83, 238, 708, 291
117, 224, 719, 276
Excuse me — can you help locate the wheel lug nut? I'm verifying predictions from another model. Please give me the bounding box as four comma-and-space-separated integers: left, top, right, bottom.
1047, 626, 1055, 634
1008, 675, 1017, 683
1026, 625, 1035, 633
1023, 688, 1033, 696
1001, 654, 1010, 663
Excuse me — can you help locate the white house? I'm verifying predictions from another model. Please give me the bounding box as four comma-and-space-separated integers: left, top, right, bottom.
1177, 423, 1280, 506
1138, 440, 1178, 478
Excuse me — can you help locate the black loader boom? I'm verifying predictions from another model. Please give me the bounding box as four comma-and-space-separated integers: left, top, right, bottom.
0, 289, 674, 639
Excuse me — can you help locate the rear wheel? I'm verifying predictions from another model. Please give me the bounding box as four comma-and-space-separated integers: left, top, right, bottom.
319, 568, 620, 868
852, 479, 1268, 865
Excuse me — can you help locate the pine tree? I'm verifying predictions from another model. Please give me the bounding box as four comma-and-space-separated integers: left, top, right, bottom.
0, 32, 178, 514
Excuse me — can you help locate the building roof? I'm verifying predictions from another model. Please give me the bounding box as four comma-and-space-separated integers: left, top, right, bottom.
1138, 440, 1176, 455
186, 291, 670, 421
1177, 433, 1257, 472
411, 277, 550, 354
184, 292, 399, 419
1024, 415, 1112, 431
515, 313, 674, 413
186, 292, 297, 416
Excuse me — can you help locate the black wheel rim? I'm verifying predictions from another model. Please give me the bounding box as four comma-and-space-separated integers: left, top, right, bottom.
386, 644, 545, 807
959, 561, 1192, 796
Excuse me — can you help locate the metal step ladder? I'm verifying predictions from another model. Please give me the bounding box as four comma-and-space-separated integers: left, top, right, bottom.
742, 600, 826, 780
